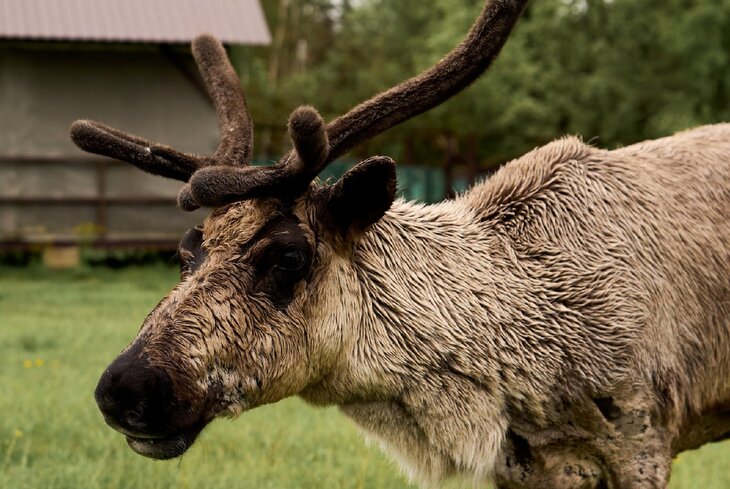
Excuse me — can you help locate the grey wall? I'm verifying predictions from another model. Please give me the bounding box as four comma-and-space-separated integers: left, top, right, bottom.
0, 42, 219, 245
0, 42, 221, 156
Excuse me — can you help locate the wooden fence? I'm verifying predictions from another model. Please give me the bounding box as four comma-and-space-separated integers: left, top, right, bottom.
0, 155, 207, 251
1, 153, 486, 251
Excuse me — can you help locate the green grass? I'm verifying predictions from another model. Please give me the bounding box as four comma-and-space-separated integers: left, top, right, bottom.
0, 266, 728, 489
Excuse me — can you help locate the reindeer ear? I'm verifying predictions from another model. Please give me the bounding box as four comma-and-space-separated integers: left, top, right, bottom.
321, 156, 397, 237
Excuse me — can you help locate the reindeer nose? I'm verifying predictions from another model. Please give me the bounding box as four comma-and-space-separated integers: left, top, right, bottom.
94, 342, 175, 437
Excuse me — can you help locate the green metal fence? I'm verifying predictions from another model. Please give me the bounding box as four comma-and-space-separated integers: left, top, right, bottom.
258, 159, 451, 204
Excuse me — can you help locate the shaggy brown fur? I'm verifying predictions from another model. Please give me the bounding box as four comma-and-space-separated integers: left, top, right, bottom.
70, 1, 730, 487
329, 127, 730, 487
92, 126, 730, 489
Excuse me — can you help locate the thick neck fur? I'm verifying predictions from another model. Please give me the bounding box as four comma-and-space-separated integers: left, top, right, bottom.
337, 200, 514, 484
311, 193, 637, 484
300, 126, 730, 487
305, 169, 640, 483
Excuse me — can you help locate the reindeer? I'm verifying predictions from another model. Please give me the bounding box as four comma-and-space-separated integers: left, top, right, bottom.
70, 0, 730, 487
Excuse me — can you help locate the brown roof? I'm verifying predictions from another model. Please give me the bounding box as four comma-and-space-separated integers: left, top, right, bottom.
0, 0, 271, 45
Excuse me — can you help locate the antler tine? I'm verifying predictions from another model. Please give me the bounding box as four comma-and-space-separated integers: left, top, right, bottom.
323, 0, 530, 162
286, 106, 330, 179
192, 34, 254, 166
185, 106, 328, 208
70, 119, 209, 182
71, 34, 253, 184
175, 34, 256, 210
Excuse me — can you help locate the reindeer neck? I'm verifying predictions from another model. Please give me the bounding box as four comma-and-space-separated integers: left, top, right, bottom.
347, 198, 507, 391
317, 198, 517, 483
335, 185, 629, 412
300, 197, 511, 406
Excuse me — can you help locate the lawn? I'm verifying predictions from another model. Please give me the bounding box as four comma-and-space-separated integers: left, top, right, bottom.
0, 265, 728, 489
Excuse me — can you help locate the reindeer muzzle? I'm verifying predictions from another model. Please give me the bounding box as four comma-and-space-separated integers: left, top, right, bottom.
94, 341, 206, 459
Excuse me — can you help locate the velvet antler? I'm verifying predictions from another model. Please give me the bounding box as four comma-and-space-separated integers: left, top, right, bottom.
186, 105, 329, 207
325, 0, 529, 161
183, 0, 529, 209
71, 0, 529, 210
70, 34, 253, 183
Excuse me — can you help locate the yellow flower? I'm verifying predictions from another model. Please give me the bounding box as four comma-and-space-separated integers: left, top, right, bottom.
23, 359, 33, 369
14, 430, 23, 438
34, 358, 44, 367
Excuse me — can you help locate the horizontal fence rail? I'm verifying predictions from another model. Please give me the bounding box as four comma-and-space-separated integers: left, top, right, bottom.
0, 152, 488, 251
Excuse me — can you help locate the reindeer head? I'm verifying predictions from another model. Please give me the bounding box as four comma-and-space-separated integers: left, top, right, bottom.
71, 0, 528, 460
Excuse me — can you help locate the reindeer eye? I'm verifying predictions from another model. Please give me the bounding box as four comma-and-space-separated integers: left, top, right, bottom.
249, 217, 312, 309
275, 249, 306, 271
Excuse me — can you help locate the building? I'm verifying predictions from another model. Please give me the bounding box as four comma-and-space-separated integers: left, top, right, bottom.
0, 0, 270, 252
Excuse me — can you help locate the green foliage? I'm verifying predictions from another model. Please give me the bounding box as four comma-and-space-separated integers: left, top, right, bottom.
238, 0, 730, 168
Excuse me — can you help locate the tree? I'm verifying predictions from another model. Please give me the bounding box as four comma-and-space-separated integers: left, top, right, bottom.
234, 0, 730, 168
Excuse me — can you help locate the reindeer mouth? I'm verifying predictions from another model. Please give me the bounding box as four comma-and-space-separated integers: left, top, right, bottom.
125, 424, 205, 460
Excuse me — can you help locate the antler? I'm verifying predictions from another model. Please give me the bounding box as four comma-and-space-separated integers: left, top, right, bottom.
184, 0, 530, 209
184, 105, 330, 208
325, 0, 529, 161
70, 0, 529, 210
70, 34, 253, 182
